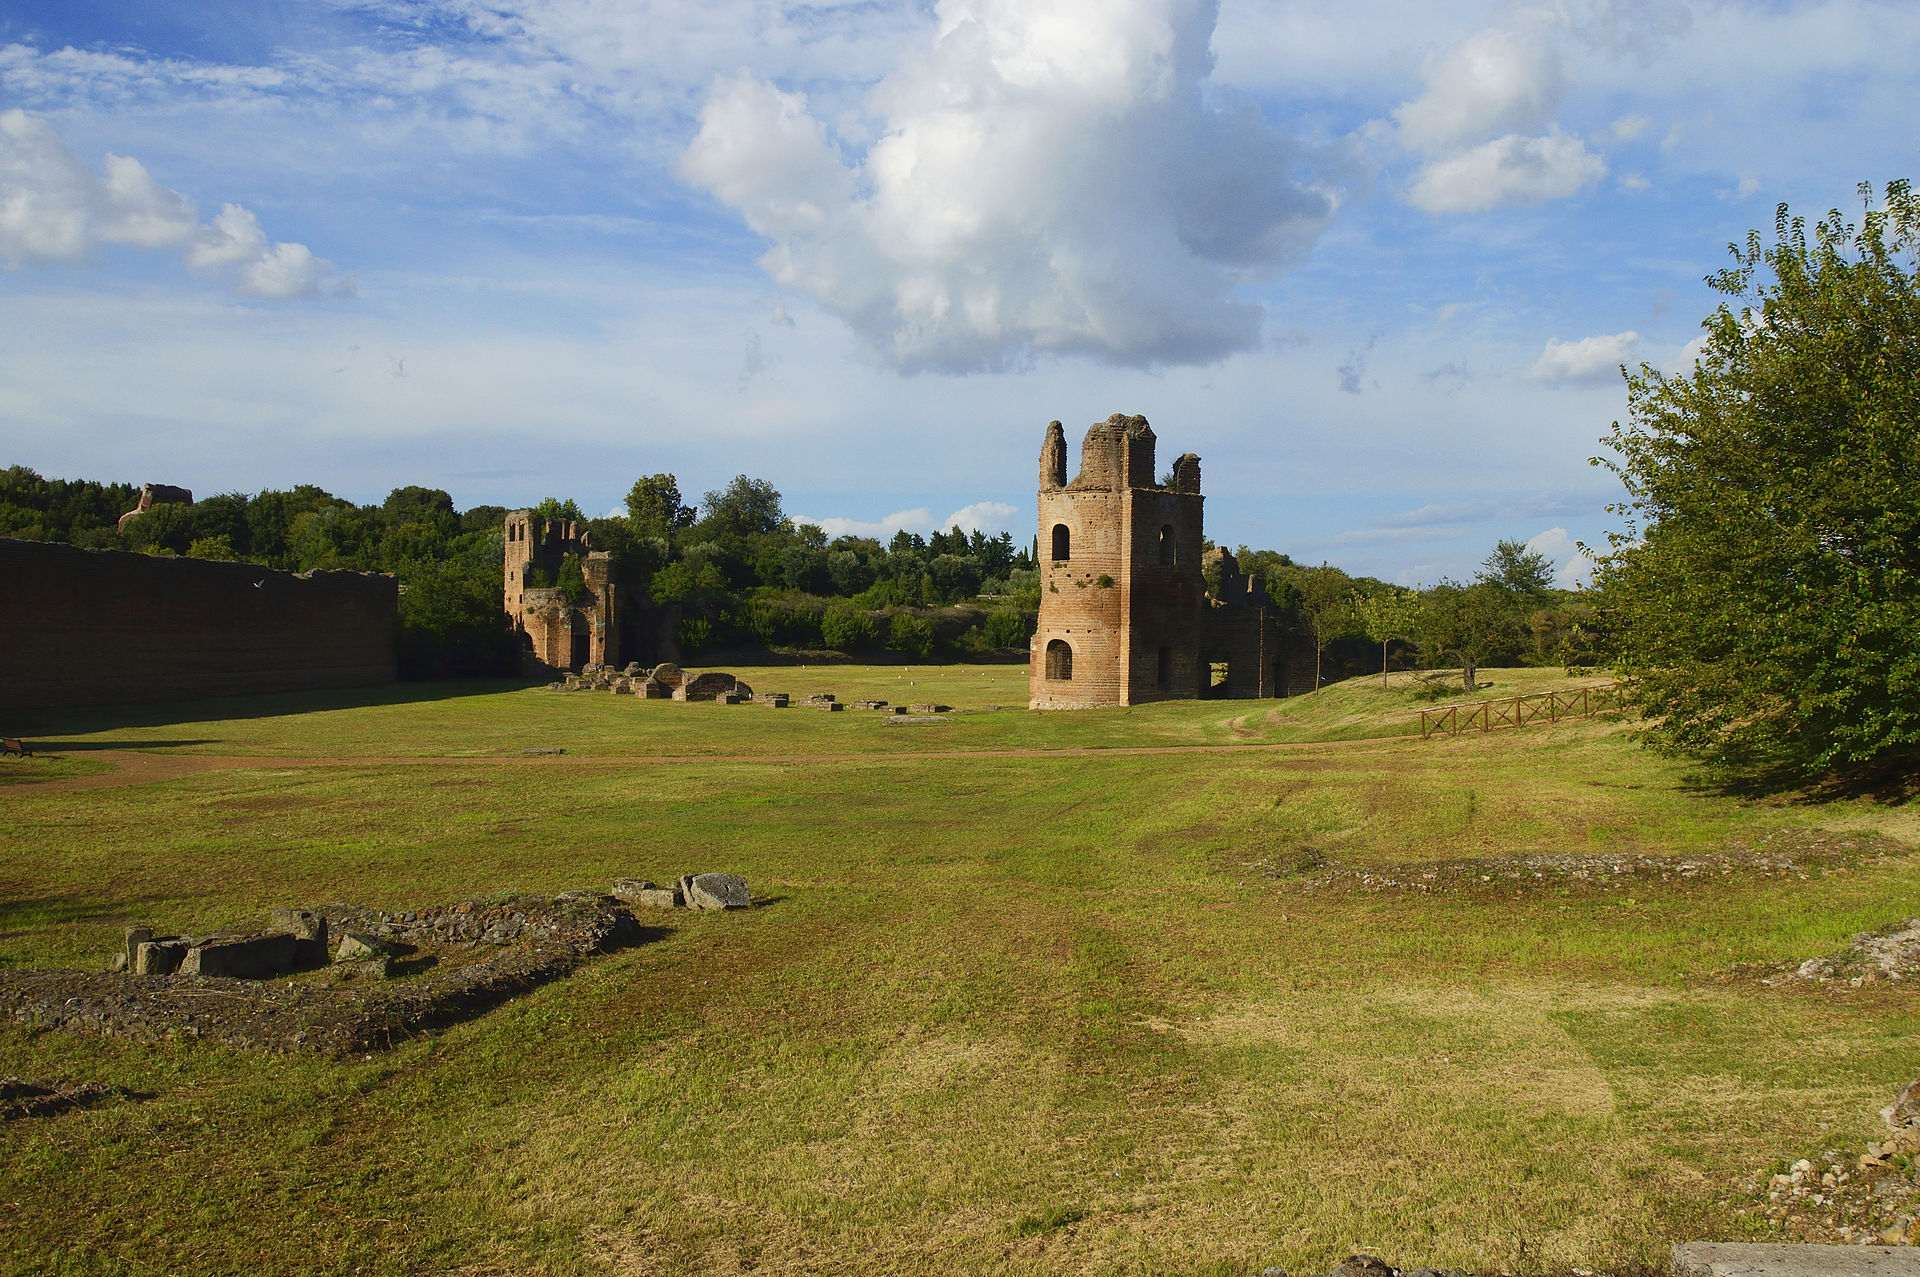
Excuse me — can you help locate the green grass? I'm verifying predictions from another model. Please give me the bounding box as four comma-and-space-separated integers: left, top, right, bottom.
3, 670, 1918, 1275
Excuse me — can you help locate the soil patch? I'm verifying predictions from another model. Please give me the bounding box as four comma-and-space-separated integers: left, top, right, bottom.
0, 1076, 139, 1120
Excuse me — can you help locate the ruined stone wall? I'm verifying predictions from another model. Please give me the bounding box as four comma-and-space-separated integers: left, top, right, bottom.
1122, 488, 1206, 703
0, 538, 396, 713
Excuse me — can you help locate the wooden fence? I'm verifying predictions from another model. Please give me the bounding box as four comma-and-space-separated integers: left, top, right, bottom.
1417, 683, 1621, 739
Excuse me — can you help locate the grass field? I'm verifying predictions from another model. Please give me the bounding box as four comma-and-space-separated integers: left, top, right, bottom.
4, 668, 1918, 1276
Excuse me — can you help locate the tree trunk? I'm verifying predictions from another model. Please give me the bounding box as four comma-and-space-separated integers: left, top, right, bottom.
1381, 639, 1389, 688
1461, 657, 1476, 694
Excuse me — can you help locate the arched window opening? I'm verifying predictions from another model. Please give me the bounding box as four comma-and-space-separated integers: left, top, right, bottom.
1051, 524, 1071, 561
1046, 639, 1073, 681
1158, 524, 1174, 566
1156, 646, 1172, 689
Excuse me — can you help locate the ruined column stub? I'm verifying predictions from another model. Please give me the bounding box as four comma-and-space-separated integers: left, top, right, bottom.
1040, 420, 1067, 491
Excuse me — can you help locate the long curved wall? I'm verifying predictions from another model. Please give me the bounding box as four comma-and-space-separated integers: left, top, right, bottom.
0, 539, 397, 713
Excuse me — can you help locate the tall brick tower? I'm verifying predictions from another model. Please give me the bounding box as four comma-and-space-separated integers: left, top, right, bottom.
1028, 414, 1206, 708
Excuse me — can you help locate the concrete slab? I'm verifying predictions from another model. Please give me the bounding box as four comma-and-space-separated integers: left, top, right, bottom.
1675, 1243, 1920, 1277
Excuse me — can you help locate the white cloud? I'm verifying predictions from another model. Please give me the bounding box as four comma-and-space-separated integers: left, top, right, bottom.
1394, 23, 1564, 154
1605, 113, 1652, 143
1525, 526, 1593, 589
1527, 330, 1638, 382
793, 507, 933, 541
792, 499, 1021, 542
939, 501, 1020, 537
0, 109, 336, 298
680, 0, 1336, 372
1408, 129, 1605, 213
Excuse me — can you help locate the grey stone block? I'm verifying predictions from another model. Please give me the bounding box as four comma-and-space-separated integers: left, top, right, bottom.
335, 932, 388, 961
134, 940, 187, 975
329, 955, 392, 982
268, 908, 330, 965
180, 932, 298, 979
611, 878, 682, 909
684, 873, 751, 910
123, 926, 152, 969
1674, 1243, 1920, 1277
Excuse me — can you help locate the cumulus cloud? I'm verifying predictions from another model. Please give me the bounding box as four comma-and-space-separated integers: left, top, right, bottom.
1394, 24, 1564, 153
1527, 330, 1638, 382
1390, 11, 1606, 214
1407, 129, 1606, 213
0, 109, 337, 298
1525, 526, 1594, 589
680, 0, 1336, 372
794, 500, 1022, 542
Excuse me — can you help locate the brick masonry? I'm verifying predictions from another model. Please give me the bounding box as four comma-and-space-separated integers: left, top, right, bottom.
1028, 415, 1307, 709
1, 538, 398, 713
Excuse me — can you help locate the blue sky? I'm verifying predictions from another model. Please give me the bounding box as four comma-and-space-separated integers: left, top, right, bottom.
2, 0, 1916, 586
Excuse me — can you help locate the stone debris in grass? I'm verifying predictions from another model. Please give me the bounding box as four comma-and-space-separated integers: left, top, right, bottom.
1254, 1255, 1468, 1277
0, 892, 654, 1056
0, 1077, 132, 1120
1790, 920, 1920, 986
1247, 829, 1899, 898
1724, 1077, 1920, 1245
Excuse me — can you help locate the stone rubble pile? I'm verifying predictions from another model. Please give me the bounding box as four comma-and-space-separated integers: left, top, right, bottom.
1249, 829, 1896, 899
0, 884, 731, 1055
1728, 1077, 1920, 1245
1791, 919, 1920, 986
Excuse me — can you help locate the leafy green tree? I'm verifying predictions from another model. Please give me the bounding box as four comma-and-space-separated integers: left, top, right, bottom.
1287, 563, 1356, 691
1478, 539, 1554, 596
888, 611, 936, 659
821, 600, 876, 651
982, 608, 1030, 649
1597, 181, 1920, 780
699, 475, 784, 538
625, 474, 695, 540
1353, 587, 1420, 687
1416, 580, 1511, 694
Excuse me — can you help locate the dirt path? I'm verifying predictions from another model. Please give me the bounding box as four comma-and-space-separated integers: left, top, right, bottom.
14, 733, 1433, 793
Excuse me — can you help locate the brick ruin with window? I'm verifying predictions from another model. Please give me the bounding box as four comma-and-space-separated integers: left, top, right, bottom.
1028, 414, 1309, 709
503, 510, 619, 671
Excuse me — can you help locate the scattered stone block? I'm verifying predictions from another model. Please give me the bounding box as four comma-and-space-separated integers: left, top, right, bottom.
682, 873, 751, 911
268, 908, 330, 966
718, 691, 748, 705
611, 878, 682, 909
123, 926, 152, 969
757, 692, 789, 707
909, 703, 951, 714
329, 956, 392, 982
675, 672, 739, 702
335, 932, 390, 962
109, 953, 127, 972
522, 746, 565, 755
649, 662, 684, 690
850, 700, 888, 710
637, 677, 672, 698
180, 932, 298, 979
622, 662, 644, 676
802, 693, 836, 708
134, 940, 188, 975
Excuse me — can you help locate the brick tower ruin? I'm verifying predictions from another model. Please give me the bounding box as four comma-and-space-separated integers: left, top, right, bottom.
503, 510, 618, 671
1028, 414, 1303, 709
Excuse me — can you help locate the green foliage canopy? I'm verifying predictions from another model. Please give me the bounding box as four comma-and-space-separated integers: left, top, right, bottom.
1597, 181, 1920, 779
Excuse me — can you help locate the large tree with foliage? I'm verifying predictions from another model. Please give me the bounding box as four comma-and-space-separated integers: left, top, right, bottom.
1596, 181, 1920, 780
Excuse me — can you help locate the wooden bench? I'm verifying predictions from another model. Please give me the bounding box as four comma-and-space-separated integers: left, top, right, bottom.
1, 738, 32, 757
